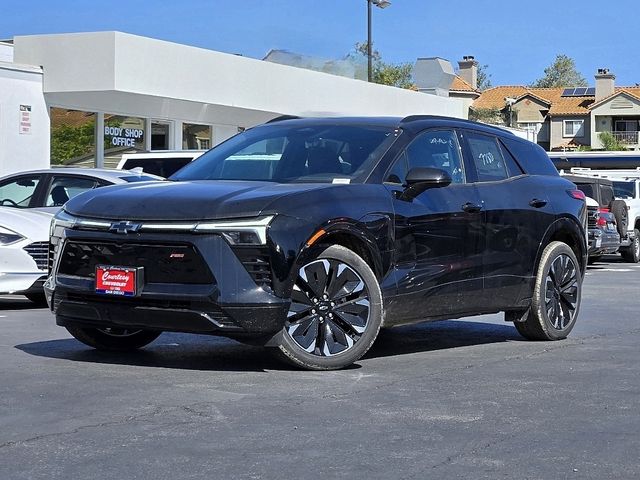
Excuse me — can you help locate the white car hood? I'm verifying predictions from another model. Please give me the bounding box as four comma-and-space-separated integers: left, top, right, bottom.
0, 207, 53, 242
585, 196, 599, 208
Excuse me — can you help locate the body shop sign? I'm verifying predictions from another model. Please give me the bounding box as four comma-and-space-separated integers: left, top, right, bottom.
104, 126, 144, 147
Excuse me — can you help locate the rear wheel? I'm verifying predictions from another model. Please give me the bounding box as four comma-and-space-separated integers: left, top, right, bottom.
515, 241, 581, 341
66, 325, 161, 351
272, 245, 383, 370
621, 229, 640, 263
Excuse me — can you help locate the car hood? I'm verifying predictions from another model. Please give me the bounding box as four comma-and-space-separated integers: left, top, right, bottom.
0, 207, 53, 241
63, 180, 334, 221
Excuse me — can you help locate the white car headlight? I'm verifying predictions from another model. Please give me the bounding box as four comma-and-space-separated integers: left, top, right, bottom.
0, 225, 25, 245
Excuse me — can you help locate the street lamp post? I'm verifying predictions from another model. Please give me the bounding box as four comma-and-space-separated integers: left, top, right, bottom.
367, 0, 391, 82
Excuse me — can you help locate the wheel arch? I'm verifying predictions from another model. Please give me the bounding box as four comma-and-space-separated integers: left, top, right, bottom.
537, 217, 587, 275
299, 221, 385, 281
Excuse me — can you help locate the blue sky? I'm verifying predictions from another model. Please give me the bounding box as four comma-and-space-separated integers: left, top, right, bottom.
2, 0, 638, 87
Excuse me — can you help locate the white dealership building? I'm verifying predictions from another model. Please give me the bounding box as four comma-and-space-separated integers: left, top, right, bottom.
0, 31, 465, 175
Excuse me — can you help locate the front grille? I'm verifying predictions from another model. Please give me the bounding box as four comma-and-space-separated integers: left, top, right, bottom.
58, 241, 214, 284
23, 242, 49, 271
48, 242, 55, 272
233, 247, 273, 289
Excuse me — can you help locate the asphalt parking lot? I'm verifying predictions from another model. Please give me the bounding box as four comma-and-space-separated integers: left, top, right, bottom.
1, 256, 639, 480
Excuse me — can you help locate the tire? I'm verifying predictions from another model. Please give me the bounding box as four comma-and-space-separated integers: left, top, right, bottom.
621, 229, 640, 263
515, 241, 582, 341
66, 325, 161, 351
272, 244, 383, 370
610, 200, 628, 237
587, 255, 601, 265
25, 292, 47, 305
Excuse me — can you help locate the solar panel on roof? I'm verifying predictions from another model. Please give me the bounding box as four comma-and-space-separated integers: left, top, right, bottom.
586, 87, 596, 96
562, 88, 574, 97
574, 87, 588, 96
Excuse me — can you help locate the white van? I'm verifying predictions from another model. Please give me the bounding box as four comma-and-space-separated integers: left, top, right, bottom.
117, 150, 206, 178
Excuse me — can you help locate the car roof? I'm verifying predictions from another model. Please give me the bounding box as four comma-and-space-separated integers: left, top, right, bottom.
563, 174, 614, 186
266, 115, 517, 137
0, 168, 163, 183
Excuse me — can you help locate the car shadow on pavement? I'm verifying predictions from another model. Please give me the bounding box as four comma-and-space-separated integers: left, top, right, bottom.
0, 297, 47, 310
364, 319, 523, 360
15, 333, 288, 373
16, 319, 522, 371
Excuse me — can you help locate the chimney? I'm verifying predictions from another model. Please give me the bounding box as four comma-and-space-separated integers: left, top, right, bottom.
595, 68, 615, 101
458, 55, 478, 90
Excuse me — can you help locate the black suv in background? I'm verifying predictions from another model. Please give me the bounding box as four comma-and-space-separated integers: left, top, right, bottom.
563, 174, 625, 261
47, 116, 587, 370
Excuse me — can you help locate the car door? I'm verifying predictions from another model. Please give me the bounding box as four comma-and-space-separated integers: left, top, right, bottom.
461, 131, 556, 310
384, 128, 485, 323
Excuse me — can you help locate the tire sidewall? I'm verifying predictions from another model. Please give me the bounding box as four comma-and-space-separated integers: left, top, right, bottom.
276, 244, 383, 370
532, 241, 582, 340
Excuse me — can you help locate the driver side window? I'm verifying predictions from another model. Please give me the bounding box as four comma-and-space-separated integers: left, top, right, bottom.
386, 129, 465, 184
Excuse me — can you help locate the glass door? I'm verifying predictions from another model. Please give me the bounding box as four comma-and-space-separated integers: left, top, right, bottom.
151, 121, 171, 150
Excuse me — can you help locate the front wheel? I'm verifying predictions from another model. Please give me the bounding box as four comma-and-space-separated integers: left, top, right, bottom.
515, 241, 582, 341
66, 325, 161, 351
272, 245, 383, 370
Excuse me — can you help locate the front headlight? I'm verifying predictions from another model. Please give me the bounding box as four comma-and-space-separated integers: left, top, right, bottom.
50, 210, 77, 238
194, 215, 274, 245
0, 226, 24, 245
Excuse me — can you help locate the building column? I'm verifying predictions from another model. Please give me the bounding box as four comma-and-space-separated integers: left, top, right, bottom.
95, 112, 104, 168
173, 120, 183, 150
144, 118, 152, 151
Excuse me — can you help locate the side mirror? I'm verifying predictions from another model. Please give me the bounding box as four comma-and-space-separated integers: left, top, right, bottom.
399, 167, 452, 201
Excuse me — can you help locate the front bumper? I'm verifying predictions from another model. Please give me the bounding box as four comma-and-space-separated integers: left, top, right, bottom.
47, 229, 290, 337
0, 242, 48, 294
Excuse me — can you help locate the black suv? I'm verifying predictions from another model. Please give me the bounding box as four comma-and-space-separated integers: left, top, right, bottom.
47, 116, 587, 370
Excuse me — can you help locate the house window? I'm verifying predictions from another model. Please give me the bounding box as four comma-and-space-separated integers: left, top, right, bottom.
563, 119, 585, 138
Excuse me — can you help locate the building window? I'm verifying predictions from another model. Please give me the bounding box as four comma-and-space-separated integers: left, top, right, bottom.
183, 123, 212, 150
563, 119, 585, 138
50, 108, 96, 166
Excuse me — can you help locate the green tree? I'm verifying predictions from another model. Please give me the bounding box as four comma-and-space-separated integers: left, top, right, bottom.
353, 42, 415, 89
476, 64, 492, 91
50, 122, 96, 165
530, 54, 588, 88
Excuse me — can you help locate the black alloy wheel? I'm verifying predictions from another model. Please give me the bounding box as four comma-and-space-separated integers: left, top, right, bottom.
274, 245, 383, 370
515, 241, 582, 341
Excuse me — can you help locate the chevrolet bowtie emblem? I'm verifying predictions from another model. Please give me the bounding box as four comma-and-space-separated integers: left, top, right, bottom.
109, 221, 141, 234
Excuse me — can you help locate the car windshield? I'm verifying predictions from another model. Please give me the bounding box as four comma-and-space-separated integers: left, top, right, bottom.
612, 181, 636, 199
171, 123, 397, 183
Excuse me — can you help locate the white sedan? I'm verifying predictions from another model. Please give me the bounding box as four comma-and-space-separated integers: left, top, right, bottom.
0, 207, 52, 303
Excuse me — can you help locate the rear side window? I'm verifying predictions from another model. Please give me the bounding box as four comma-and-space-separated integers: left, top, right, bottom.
46, 176, 100, 207
502, 137, 558, 176
498, 140, 525, 177
601, 185, 614, 206
465, 132, 508, 182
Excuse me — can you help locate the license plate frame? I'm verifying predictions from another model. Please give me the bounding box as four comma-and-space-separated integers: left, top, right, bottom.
95, 265, 143, 297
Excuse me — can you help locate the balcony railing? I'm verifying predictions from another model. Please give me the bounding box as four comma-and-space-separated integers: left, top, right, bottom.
612, 131, 640, 145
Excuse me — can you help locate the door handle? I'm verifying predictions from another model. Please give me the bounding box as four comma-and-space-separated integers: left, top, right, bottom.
529, 198, 548, 208
462, 202, 483, 213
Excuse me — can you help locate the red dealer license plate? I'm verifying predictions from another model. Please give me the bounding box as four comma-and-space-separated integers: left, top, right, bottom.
96, 266, 137, 296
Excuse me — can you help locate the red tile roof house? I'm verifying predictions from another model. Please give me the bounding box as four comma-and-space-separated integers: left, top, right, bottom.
467, 67, 640, 151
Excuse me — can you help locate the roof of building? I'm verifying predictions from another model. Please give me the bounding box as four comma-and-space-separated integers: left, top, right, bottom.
449, 75, 476, 92
472, 85, 640, 117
